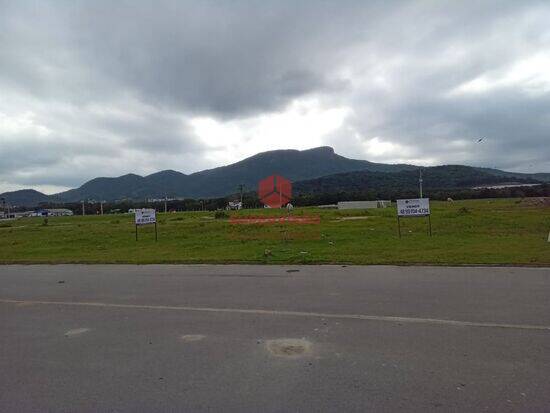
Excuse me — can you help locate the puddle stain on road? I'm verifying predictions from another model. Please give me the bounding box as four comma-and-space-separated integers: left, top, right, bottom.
265, 338, 312, 358
64, 328, 91, 337
180, 334, 206, 342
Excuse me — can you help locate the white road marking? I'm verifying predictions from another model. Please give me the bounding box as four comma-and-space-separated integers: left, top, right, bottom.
2, 298, 550, 332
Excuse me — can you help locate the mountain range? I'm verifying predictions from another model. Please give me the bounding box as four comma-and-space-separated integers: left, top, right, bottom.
1, 146, 548, 207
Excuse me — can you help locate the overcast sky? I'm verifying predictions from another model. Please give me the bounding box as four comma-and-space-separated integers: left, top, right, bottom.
1, 0, 550, 194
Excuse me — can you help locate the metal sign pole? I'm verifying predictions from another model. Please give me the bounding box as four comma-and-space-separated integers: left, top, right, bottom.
155, 222, 158, 241
426, 215, 429, 235
397, 215, 401, 238
428, 214, 432, 236
135, 224, 138, 241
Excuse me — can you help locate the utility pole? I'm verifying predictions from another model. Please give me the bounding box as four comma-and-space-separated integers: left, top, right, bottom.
81, 201, 85, 216
238, 184, 244, 205
2, 198, 10, 219
419, 168, 423, 198
164, 195, 168, 213
100, 201, 104, 215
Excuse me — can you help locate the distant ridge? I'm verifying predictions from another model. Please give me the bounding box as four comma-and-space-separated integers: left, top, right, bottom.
1, 146, 548, 207
293, 165, 541, 195
0, 189, 51, 206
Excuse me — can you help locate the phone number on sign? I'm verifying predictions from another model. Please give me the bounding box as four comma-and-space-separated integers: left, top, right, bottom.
137, 217, 156, 224
399, 208, 429, 215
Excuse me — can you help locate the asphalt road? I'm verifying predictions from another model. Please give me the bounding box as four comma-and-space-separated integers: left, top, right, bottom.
1, 265, 550, 412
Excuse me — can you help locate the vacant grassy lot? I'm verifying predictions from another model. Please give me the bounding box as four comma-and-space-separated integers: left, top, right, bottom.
0, 198, 549, 265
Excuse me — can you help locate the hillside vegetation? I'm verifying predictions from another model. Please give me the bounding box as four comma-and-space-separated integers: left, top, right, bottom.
294, 165, 537, 194
52, 146, 414, 202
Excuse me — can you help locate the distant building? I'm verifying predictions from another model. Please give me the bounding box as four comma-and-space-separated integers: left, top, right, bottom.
337, 200, 391, 210
226, 201, 243, 210
2, 208, 73, 219
51, 208, 73, 216
147, 197, 177, 202
31, 208, 74, 217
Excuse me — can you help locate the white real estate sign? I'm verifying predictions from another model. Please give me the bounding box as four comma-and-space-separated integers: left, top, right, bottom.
135, 208, 156, 225
397, 198, 430, 217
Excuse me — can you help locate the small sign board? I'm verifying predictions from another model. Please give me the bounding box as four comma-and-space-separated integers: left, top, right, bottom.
397, 198, 430, 217
134, 209, 158, 241
396, 198, 431, 237
135, 208, 156, 225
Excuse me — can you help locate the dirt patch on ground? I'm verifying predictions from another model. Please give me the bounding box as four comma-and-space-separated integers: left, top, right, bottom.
334, 216, 376, 221
265, 338, 312, 358
519, 197, 550, 207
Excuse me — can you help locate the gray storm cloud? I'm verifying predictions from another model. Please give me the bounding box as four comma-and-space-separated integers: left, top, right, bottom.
0, 0, 549, 193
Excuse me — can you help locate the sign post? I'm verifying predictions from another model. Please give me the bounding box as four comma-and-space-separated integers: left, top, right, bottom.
397, 215, 401, 238
396, 198, 431, 238
134, 208, 157, 241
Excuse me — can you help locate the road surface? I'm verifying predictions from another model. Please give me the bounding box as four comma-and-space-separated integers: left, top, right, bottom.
1, 265, 550, 412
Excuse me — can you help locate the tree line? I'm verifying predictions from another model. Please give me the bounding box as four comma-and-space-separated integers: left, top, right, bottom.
27, 183, 550, 214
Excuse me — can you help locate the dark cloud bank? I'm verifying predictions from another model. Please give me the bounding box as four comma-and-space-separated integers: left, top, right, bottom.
1, 0, 549, 193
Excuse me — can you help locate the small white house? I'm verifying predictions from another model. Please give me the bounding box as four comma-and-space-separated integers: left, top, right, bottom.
226, 201, 243, 210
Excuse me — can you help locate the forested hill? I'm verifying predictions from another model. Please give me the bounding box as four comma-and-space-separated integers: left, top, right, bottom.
1, 147, 547, 207
293, 165, 540, 195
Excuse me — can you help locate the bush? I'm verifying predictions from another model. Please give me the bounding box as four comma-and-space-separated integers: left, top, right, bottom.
214, 211, 229, 219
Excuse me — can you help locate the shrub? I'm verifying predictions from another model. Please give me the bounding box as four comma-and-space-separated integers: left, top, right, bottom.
214, 211, 229, 219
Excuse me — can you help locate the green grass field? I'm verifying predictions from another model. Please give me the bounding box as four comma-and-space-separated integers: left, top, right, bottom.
1, 198, 549, 265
